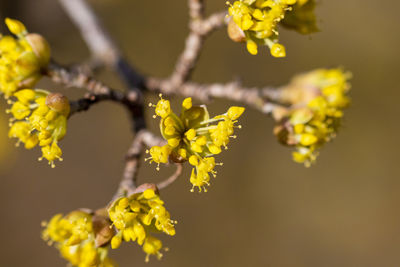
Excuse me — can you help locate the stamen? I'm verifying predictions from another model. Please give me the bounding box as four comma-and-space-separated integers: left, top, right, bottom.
199, 118, 224, 126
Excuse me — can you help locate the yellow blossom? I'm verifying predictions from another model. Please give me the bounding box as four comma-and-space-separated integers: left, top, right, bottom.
108, 189, 176, 262
142, 236, 163, 262
6, 89, 69, 167
0, 18, 50, 97
227, 0, 318, 57
274, 68, 351, 166
148, 96, 244, 192
42, 211, 116, 267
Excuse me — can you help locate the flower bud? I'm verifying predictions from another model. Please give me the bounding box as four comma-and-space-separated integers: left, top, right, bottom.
45, 93, 70, 115
270, 43, 286, 58
18, 75, 40, 89
26, 33, 51, 67
5, 18, 26, 35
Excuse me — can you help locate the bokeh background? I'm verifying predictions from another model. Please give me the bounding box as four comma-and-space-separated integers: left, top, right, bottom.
1, 0, 399, 266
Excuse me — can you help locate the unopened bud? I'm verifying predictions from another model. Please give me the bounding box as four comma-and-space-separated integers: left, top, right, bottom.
5, 18, 26, 35
270, 43, 286, 58
46, 93, 70, 115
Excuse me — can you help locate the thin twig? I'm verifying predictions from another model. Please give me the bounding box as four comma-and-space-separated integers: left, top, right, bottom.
58, 0, 119, 66
163, 10, 228, 93
58, 0, 146, 131
157, 164, 184, 190
47, 62, 141, 115
57, 0, 144, 91
68, 91, 126, 116
188, 0, 205, 20
47, 62, 112, 95
145, 78, 285, 114
192, 11, 228, 35
113, 130, 165, 199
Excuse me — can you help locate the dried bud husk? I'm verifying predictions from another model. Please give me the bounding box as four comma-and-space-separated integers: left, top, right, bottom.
274, 122, 297, 146
272, 106, 290, 122
227, 19, 246, 43
18, 75, 40, 89
46, 93, 70, 115
133, 183, 160, 195
170, 152, 187, 164
26, 33, 51, 67
92, 210, 115, 247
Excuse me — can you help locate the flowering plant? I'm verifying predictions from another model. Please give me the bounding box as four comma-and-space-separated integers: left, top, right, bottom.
0, 0, 351, 266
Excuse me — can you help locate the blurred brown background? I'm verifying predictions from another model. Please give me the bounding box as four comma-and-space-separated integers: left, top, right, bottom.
1, 0, 399, 266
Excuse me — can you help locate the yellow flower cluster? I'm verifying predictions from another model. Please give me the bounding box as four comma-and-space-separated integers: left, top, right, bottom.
42, 211, 115, 267
274, 68, 351, 166
0, 18, 50, 97
227, 0, 317, 57
147, 95, 245, 192
108, 189, 176, 262
7, 89, 69, 167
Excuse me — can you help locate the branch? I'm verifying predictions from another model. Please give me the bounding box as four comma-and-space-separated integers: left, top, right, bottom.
113, 130, 165, 199
145, 78, 285, 114
47, 62, 113, 95
58, 0, 144, 91
58, 0, 119, 66
157, 164, 184, 190
69, 91, 126, 116
46, 62, 141, 116
54, 0, 288, 203
188, 0, 205, 20
164, 10, 228, 93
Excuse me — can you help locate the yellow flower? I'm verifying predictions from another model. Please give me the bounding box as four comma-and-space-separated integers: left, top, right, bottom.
7, 89, 69, 167
274, 68, 351, 166
0, 18, 50, 97
108, 188, 176, 262
147, 95, 245, 192
42, 211, 116, 267
227, 0, 318, 57
142, 236, 163, 262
